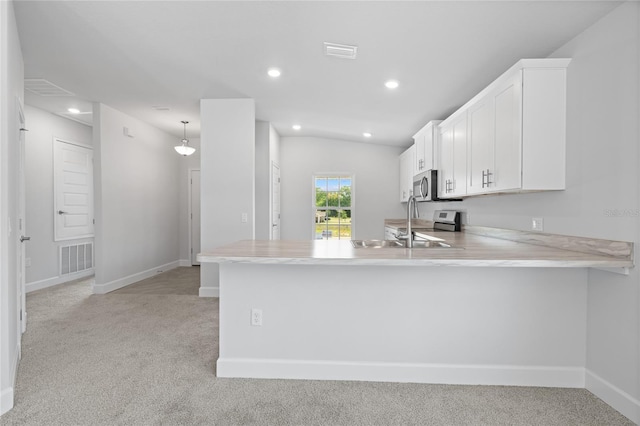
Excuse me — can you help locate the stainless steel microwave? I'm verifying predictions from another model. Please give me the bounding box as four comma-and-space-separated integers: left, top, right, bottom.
412, 170, 438, 202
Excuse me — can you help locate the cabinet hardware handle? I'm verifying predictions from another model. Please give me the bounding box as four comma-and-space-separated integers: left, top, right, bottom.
482, 169, 493, 188
20, 236, 31, 242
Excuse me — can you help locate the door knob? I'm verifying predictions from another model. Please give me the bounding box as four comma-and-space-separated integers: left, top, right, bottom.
58, 210, 68, 215
20, 236, 31, 242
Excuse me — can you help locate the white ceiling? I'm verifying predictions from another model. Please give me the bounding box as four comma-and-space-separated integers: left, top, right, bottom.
14, 1, 622, 147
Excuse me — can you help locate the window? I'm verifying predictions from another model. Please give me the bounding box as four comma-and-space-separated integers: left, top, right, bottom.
314, 175, 353, 240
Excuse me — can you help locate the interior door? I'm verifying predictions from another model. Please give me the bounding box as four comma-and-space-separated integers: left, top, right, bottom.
271, 162, 280, 240
17, 100, 27, 337
54, 139, 94, 241
190, 169, 201, 265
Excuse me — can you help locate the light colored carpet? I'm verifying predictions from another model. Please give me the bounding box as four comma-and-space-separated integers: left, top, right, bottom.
1, 267, 633, 425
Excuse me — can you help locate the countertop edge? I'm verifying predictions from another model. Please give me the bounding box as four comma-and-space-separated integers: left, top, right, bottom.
197, 254, 633, 268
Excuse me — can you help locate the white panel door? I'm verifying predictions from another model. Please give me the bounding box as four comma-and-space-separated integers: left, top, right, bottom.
17, 101, 27, 337
271, 162, 280, 240
54, 139, 94, 241
190, 169, 201, 265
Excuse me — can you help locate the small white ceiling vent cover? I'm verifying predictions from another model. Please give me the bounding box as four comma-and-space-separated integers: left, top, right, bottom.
25, 79, 75, 97
324, 42, 358, 59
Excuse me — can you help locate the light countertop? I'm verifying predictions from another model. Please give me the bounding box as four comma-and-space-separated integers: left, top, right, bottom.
197, 227, 633, 269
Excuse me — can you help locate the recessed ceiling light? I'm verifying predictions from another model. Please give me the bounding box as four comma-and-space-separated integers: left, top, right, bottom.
292, 124, 301, 131
67, 108, 80, 114
268, 68, 281, 78
363, 132, 372, 138
385, 80, 399, 89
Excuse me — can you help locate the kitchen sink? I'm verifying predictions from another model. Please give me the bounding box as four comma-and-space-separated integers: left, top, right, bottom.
350, 239, 457, 249
350, 240, 405, 248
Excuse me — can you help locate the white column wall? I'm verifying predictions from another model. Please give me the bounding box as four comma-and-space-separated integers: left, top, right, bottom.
255, 121, 270, 240
280, 136, 405, 240
199, 99, 255, 296
23, 105, 93, 291
92, 103, 180, 294
0, 0, 23, 415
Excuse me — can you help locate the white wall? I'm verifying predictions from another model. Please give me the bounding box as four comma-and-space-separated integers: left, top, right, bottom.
0, 0, 23, 415
23, 105, 93, 291
92, 103, 180, 294
419, 2, 640, 421
177, 137, 200, 264
199, 99, 255, 296
556, 3, 639, 422
280, 136, 405, 240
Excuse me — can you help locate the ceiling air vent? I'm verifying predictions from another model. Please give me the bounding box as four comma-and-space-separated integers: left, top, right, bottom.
324, 42, 358, 60
25, 79, 75, 97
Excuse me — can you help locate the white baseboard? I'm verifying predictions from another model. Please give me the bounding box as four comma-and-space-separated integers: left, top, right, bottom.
26, 269, 94, 293
199, 286, 219, 298
179, 259, 193, 267
586, 369, 640, 424
0, 344, 19, 415
92, 261, 179, 294
217, 358, 585, 388
0, 387, 13, 416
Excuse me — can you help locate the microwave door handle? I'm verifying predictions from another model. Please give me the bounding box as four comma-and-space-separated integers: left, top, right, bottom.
421, 176, 428, 199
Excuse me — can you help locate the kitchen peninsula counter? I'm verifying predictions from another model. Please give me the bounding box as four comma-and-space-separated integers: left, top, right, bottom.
198, 227, 633, 388
198, 226, 633, 269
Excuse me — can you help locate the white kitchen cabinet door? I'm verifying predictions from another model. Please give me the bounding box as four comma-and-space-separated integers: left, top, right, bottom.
467, 71, 522, 195
493, 71, 523, 192
466, 97, 495, 195
451, 114, 468, 197
413, 129, 426, 175
413, 120, 442, 175
438, 114, 466, 198
439, 124, 454, 197
399, 145, 414, 202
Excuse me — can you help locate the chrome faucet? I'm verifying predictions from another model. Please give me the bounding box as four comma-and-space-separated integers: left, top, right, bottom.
397, 195, 419, 248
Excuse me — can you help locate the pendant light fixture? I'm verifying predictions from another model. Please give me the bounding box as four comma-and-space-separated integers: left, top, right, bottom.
174, 120, 196, 156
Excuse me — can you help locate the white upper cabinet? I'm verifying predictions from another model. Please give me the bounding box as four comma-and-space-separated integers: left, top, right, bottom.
439, 58, 570, 198
467, 71, 523, 194
413, 120, 442, 175
439, 112, 467, 198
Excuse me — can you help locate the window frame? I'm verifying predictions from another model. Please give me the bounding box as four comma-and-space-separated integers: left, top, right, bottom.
312, 173, 355, 240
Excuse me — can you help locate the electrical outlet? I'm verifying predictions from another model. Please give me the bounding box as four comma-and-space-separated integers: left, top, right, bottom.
241, 213, 248, 223
250, 308, 263, 326
532, 217, 544, 232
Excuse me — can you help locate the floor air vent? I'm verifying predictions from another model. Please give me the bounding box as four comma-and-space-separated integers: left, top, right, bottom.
60, 242, 93, 275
